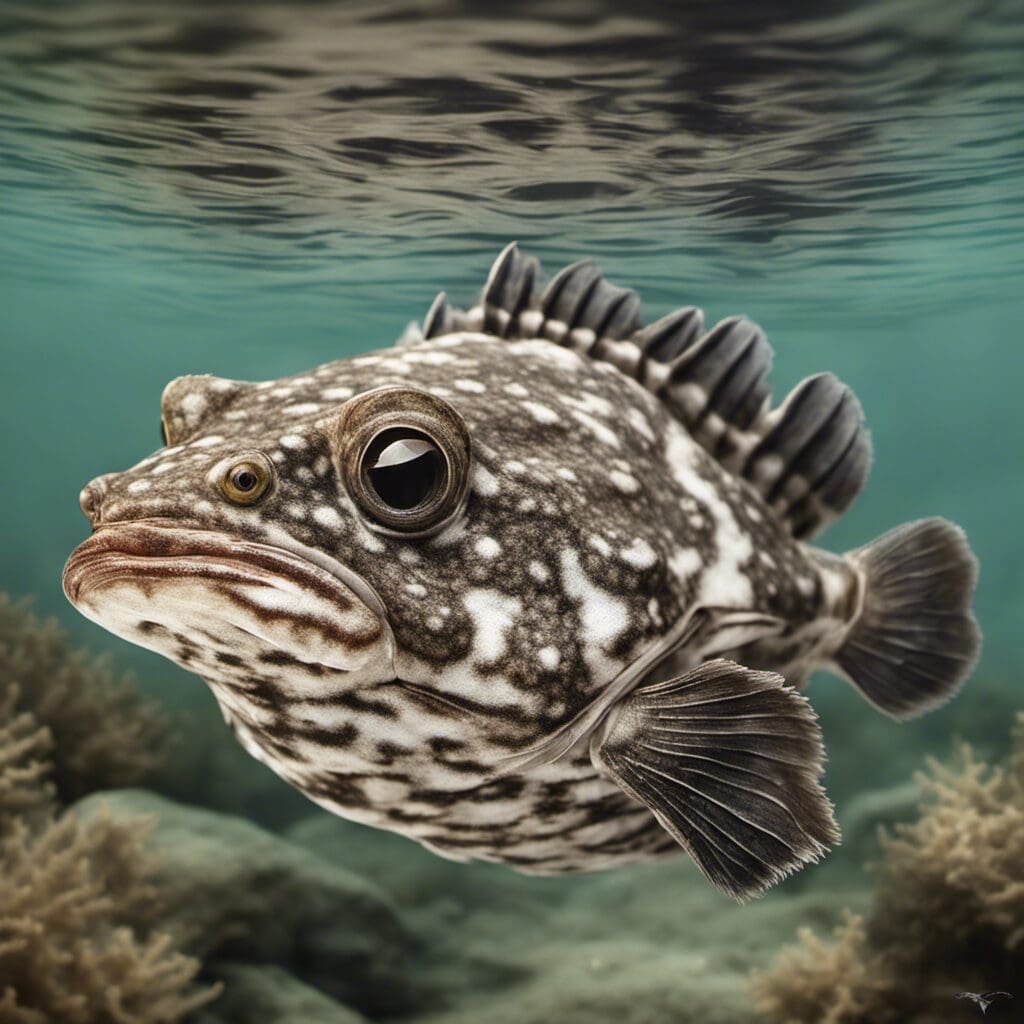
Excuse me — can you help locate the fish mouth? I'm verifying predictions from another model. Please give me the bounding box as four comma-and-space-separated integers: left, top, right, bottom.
63, 521, 394, 676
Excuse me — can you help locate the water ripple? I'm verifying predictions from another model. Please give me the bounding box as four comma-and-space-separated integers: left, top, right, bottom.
0, 0, 1022, 317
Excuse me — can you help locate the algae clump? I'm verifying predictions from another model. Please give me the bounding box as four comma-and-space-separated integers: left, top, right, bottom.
0, 590, 219, 1023
752, 713, 1024, 1023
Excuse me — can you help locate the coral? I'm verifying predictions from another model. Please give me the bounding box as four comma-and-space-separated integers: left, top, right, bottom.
74, 790, 423, 1018
0, 594, 173, 803
0, 685, 53, 825
751, 714, 1024, 1023
0, 807, 219, 1024
0, 593, 215, 1023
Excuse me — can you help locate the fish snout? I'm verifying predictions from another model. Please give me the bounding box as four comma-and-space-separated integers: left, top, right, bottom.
78, 474, 116, 526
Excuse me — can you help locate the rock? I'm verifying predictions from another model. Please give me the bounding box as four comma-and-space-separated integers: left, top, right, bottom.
289, 811, 869, 1024
74, 790, 426, 1017
194, 964, 368, 1024
287, 811, 546, 912
839, 779, 922, 863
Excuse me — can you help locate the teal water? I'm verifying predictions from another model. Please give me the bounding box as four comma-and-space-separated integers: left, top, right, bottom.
1, 1, 1023, 1015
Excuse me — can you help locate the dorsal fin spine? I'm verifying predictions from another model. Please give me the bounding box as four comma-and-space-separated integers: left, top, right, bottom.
418, 245, 871, 538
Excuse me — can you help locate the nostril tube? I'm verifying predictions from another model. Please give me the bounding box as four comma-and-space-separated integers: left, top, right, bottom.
79, 477, 109, 526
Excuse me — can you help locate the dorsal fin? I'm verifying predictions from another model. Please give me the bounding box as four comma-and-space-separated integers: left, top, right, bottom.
482, 242, 538, 337
741, 373, 871, 539
414, 244, 871, 538
422, 291, 481, 339
651, 315, 773, 465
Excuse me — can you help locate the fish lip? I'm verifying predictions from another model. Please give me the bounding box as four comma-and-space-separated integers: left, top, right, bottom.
62, 519, 395, 659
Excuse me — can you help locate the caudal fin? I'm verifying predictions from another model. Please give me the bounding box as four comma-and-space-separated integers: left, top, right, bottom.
836, 518, 980, 719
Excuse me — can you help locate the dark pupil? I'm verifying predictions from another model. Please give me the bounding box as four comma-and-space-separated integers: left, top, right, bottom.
367, 431, 442, 511
233, 469, 258, 492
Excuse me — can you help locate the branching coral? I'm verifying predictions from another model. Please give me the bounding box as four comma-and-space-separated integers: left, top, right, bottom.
0, 592, 217, 1022
0, 685, 53, 825
0, 594, 173, 802
0, 808, 220, 1023
751, 714, 1024, 1023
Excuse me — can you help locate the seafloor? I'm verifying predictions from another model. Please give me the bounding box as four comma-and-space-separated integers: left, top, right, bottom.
2, 594, 1022, 1023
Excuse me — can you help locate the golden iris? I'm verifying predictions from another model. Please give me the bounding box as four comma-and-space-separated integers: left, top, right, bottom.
220, 454, 273, 505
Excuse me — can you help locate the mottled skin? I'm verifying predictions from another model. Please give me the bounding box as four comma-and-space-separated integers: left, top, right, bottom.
65, 329, 859, 874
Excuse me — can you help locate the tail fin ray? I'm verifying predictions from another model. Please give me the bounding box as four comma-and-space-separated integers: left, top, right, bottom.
835, 518, 980, 719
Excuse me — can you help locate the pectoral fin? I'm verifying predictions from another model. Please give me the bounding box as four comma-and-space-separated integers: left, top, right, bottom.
591, 659, 838, 900
493, 607, 784, 777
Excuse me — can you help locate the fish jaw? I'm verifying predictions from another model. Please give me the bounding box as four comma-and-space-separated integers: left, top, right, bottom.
62, 522, 395, 687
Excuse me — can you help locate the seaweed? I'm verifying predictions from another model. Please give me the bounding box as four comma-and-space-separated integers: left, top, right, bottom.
0, 809, 220, 1024
751, 713, 1024, 1023
0, 592, 219, 1022
0, 685, 53, 826
0, 594, 173, 802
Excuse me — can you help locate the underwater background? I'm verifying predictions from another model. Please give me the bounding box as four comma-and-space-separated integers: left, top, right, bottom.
1, 1, 1023, 1021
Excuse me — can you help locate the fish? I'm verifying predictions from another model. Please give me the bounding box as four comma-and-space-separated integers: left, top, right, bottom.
62, 244, 981, 899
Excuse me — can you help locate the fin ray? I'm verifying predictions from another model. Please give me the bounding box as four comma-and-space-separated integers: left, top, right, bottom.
835, 518, 980, 719
417, 244, 873, 537
592, 659, 838, 900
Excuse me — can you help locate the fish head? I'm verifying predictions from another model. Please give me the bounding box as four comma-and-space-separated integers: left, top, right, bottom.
64, 338, 667, 742
62, 371, 409, 698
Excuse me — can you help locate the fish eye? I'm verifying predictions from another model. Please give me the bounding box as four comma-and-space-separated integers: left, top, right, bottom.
219, 453, 273, 506
336, 386, 471, 537
363, 428, 445, 512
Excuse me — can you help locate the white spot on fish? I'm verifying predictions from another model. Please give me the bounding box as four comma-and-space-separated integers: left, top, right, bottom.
454, 379, 486, 393
405, 583, 427, 598
621, 538, 657, 569
588, 535, 612, 557
503, 382, 529, 398
562, 392, 614, 418
358, 528, 385, 553
571, 410, 620, 448
610, 470, 639, 494
402, 350, 456, 366
538, 646, 561, 671
669, 547, 703, 581
474, 536, 501, 559
321, 386, 355, 401
312, 506, 343, 530
528, 560, 549, 583
192, 435, 225, 448
472, 464, 499, 496
560, 548, 628, 677
666, 428, 755, 606
524, 402, 560, 425
627, 407, 655, 442
279, 435, 306, 450
179, 393, 207, 423
127, 479, 151, 493
284, 403, 321, 416
463, 589, 521, 663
